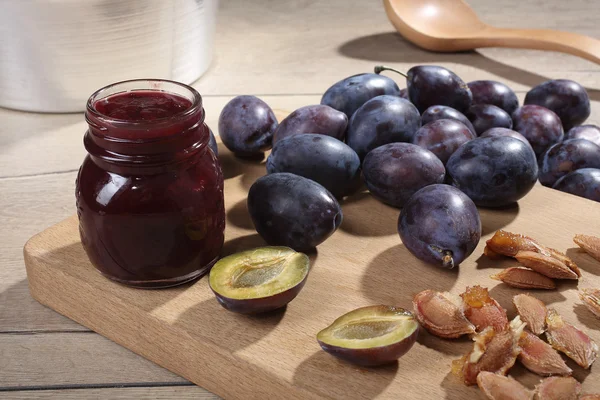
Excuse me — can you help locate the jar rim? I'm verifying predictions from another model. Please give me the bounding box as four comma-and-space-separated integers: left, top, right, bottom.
85, 78, 203, 138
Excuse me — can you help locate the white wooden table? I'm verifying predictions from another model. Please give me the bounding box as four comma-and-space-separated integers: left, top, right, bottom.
1, 0, 599, 398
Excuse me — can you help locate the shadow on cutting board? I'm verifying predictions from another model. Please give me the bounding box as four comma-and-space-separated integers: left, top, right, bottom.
479, 204, 520, 236
175, 296, 287, 351
338, 32, 600, 100
218, 144, 266, 184
573, 302, 600, 329
573, 303, 600, 331
440, 370, 481, 400
417, 331, 471, 357
488, 284, 567, 318
566, 247, 600, 276
292, 350, 398, 399
360, 244, 457, 305
340, 192, 399, 237
226, 198, 255, 231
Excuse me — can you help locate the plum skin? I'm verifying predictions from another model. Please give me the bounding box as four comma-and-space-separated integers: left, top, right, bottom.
211, 275, 308, 314
421, 105, 476, 136
218, 95, 278, 156
247, 173, 342, 252
539, 138, 600, 187
447, 136, 538, 207
467, 80, 519, 115
524, 79, 591, 131
266, 134, 361, 199
317, 327, 418, 367
407, 65, 473, 113
272, 105, 348, 144
552, 168, 600, 203
346, 95, 421, 160
398, 184, 481, 269
480, 127, 530, 147
411, 119, 476, 164
208, 127, 218, 156
565, 125, 600, 147
321, 73, 401, 118
512, 105, 564, 160
466, 104, 512, 136
362, 143, 445, 208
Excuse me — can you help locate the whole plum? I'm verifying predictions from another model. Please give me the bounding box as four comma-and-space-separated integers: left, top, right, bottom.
208, 127, 218, 156
421, 105, 476, 136
447, 136, 538, 207
539, 139, 600, 187
524, 79, 591, 131
398, 184, 481, 269
411, 119, 475, 164
247, 173, 342, 252
407, 65, 472, 113
512, 105, 564, 159
272, 105, 348, 144
266, 134, 361, 198
565, 125, 600, 147
480, 128, 530, 147
466, 104, 513, 135
346, 95, 421, 159
321, 73, 401, 118
467, 80, 519, 115
552, 168, 600, 203
362, 143, 445, 208
218, 95, 278, 156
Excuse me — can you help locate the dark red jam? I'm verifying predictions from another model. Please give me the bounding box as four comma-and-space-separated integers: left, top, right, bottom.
76, 80, 225, 288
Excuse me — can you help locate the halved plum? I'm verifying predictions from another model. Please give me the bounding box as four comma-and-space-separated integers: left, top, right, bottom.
208, 247, 310, 314
317, 305, 419, 367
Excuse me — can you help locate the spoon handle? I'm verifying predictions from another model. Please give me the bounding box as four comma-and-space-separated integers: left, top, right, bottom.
481, 27, 600, 64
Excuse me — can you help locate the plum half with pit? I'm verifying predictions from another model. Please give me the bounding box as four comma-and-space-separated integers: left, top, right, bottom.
398, 184, 481, 269
317, 305, 419, 366
209, 247, 309, 314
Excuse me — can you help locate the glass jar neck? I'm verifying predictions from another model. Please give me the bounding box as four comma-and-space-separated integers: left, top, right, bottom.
83, 80, 208, 175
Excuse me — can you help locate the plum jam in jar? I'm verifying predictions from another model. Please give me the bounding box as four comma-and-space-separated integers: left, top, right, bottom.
76, 79, 225, 288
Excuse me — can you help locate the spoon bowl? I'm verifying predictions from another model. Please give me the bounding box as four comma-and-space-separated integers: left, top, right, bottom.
384, 0, 600, 63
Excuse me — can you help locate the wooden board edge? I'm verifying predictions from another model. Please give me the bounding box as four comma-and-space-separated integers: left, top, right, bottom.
22, 217, 321, 400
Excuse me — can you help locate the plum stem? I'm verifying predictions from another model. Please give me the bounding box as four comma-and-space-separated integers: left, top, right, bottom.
374, 65, 408, 79
442, 252, 455, 269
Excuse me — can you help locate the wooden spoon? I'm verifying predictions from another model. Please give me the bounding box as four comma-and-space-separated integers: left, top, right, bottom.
383, 0, 600, 64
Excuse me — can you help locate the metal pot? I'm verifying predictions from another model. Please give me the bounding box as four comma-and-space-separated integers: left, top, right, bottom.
0, 0, 218, 112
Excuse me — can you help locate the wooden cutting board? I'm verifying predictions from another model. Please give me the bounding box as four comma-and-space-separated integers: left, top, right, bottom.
24, 141, 600, 399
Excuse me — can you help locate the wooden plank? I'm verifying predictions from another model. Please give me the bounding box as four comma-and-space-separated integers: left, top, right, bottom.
0, 387, 218, 400
0, 95, 320, 179
1, 90, 599, 179
23, 144, 600, 399
0, 173, 86, 332
0, 333, 188, 388
1, 0, 600, 179
199, 0, 600, 96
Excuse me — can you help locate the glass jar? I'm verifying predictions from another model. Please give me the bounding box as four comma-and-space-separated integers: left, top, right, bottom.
76, 79, 225, 288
